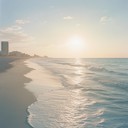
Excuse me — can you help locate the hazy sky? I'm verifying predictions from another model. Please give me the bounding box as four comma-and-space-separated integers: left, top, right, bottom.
0, 0, 128, 58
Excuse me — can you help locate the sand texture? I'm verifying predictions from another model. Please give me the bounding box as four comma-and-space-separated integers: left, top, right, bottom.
0, 58, 35, 128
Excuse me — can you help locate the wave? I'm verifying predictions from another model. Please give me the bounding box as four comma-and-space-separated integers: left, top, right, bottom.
24, 58, 128, 128
38, 58, 128, 76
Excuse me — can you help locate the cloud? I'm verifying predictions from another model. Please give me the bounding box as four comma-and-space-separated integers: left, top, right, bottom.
63, 16, 73, 20
76, 23, 81, 27
16, 19, 30, 25
100, 16, 112, 24
0, 20, 34, 43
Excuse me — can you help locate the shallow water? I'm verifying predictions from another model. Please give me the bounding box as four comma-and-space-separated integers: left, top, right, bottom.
25, 58, 128, 128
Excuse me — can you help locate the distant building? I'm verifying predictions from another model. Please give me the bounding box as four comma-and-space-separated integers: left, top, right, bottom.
1, 41, 9, 56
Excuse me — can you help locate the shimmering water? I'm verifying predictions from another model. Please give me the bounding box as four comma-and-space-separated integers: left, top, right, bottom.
25, 58, 128, 128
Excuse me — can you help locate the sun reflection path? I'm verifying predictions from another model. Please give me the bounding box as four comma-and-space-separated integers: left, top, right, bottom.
57, 58, 105, 128
73, 58, 84, 86
57, 59, 97, 127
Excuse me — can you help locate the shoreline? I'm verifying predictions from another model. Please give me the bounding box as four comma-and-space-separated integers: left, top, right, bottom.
0, 58, 36, 128
0, 57, 18, 72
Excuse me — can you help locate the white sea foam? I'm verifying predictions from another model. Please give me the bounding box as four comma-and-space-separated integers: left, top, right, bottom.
25, 59, 67, 127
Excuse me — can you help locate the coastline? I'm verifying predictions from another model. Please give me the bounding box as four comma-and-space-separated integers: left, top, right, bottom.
0, 58, 35, 128
0, 57, 17, 72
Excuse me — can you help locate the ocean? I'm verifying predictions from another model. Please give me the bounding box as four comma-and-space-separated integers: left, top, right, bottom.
25, 58, 128, 128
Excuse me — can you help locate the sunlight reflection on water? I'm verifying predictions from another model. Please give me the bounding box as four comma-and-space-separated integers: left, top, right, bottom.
25, 58, 128, 128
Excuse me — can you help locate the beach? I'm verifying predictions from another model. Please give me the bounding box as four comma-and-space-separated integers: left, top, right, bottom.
0, 57, 128, 128
0, 57, 35, 128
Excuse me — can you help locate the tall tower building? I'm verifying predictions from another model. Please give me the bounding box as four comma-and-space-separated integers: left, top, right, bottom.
1, 41, 9, 56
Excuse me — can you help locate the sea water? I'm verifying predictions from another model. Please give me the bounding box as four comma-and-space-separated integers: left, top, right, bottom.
25, 58, 128, 128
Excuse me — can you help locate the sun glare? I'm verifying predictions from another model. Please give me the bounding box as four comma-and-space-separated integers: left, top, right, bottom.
67, 36, 86, 52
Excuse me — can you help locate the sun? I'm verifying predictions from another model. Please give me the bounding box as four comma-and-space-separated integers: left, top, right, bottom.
67, 36, 86, 52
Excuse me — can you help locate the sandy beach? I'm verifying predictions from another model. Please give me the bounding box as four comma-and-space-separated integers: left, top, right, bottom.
0, 57, 35, 128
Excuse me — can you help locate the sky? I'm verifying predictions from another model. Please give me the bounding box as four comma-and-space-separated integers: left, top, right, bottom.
0, 0, 128, 58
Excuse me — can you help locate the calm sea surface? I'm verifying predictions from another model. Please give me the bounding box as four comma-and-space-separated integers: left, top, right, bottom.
25, 58, 128, 128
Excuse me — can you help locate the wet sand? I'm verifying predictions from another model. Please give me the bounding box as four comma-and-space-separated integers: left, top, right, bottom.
0, 57, 35, 128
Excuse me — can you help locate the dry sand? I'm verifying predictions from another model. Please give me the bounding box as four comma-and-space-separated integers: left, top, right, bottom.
0, 57, 35, 128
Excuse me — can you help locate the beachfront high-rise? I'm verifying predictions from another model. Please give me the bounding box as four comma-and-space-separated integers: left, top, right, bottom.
1, 41, 9, 56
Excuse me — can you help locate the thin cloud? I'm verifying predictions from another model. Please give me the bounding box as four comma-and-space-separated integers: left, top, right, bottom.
16, 19, 30, 25
63, 16, 73, 20
76, 23, 81, 27
0, 20, 34, 43
100, 16, 112, 24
